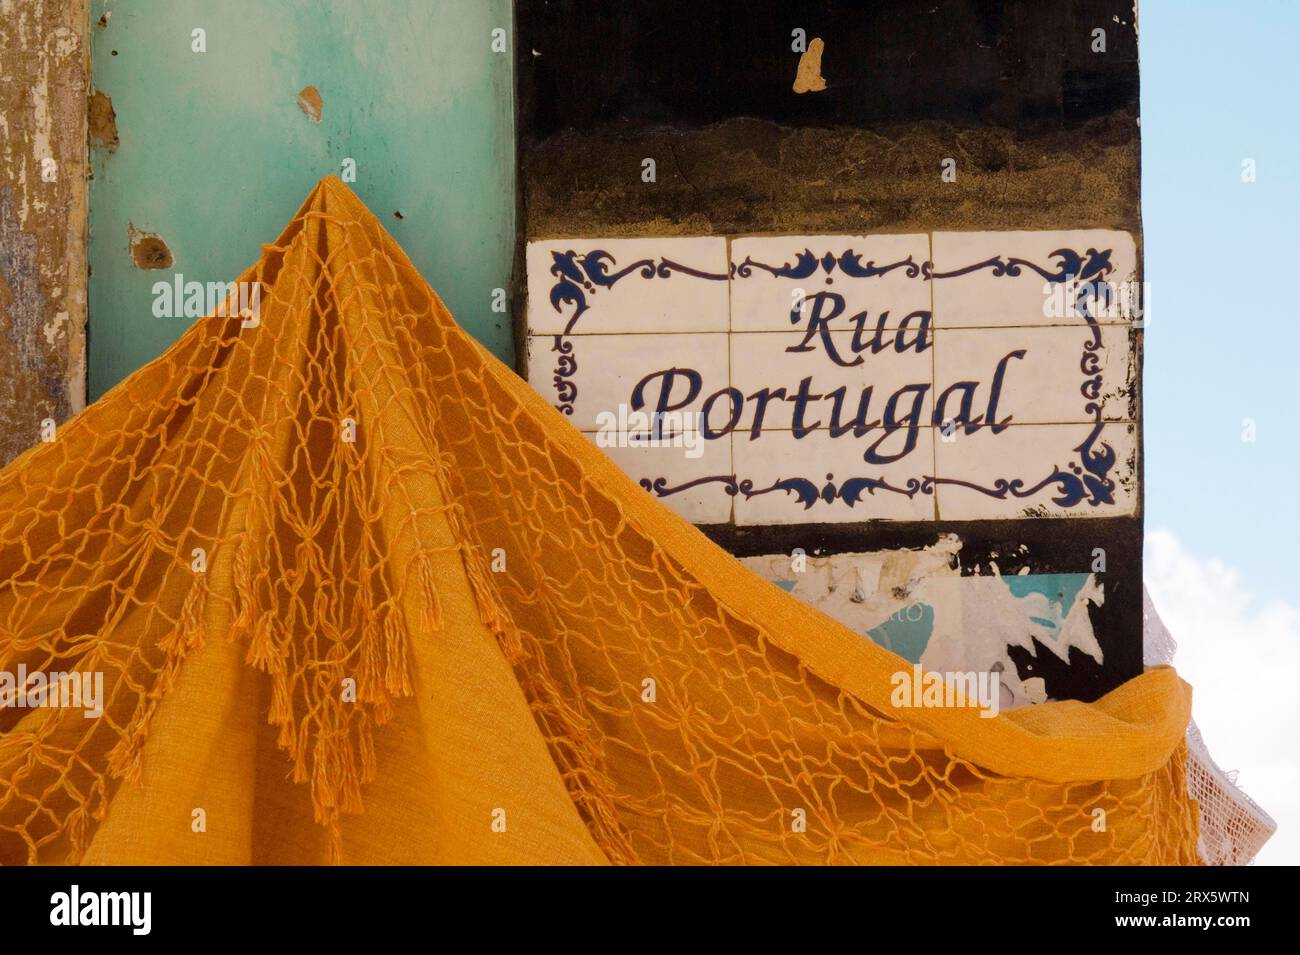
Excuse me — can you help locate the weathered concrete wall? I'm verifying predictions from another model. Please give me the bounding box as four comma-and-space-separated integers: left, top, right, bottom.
525, 115, 1140, 238
0, 0, 88, 465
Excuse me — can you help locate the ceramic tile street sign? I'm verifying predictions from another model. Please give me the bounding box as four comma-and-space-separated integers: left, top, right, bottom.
526, 231, 1138, 526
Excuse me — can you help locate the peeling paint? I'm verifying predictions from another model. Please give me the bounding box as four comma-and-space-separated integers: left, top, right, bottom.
29, 71, 52, 219
0, 0, 88, 463
127, 223, 173, 270
792, 37, 827, 94
43, 309, 69, 347
0, 189, 45, 374
88, 88, 118, 150
296, 85, 322, 123
742, 540, 1110, 707
49, 25, 80, 58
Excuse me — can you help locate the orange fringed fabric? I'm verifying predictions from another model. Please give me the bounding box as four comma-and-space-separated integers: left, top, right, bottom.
0, 178, 1201, 865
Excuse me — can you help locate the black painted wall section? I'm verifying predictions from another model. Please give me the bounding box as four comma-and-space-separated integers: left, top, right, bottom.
514, 0, 1144, 703
518, 0, 1139, 139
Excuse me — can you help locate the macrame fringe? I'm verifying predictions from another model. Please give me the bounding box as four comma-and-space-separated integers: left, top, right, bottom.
231, 538, 256, 636
268, 671, 294, 725
415, 552, 443, 633
525, 677, 641, 865
228, 521, 433, 863
291, 719, 310, 784
105, 703, 151, 786
458, 539, 523, 663
156, 582, 207, 660
66, 806, 88, 861
356, 616, 385, 704
107, 578, 211, 785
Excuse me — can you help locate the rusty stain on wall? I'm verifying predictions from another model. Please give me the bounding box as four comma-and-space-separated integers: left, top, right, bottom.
127, 223, 172, 270
296, 85, 322, 123
87, 88, 117, 150
0, 0, 89, 465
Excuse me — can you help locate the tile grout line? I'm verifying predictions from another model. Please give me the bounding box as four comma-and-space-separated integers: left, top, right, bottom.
725, 235, 736, 527
929, 231, 940, 522
576, 421, 1139, 435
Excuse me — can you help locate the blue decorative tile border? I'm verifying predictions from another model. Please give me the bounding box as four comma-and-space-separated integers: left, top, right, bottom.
528, 233, 1137, 521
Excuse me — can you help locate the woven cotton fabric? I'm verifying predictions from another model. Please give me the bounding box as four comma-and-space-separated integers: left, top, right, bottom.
0, 178, 1201, 865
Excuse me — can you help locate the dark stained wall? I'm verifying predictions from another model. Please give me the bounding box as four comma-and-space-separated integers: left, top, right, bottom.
520, 0, 1138, 138
515, 0, 1145, 703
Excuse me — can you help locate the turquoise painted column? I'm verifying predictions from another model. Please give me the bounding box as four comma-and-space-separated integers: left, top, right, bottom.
89, 0, 516, 398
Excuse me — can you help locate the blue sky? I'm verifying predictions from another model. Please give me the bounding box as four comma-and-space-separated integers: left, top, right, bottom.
1141, 0, 1298, 602
1141, 0, 1300, 864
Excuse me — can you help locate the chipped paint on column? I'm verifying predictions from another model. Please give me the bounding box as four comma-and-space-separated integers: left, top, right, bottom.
0, 0, 90, 464
88, 0, 516, 398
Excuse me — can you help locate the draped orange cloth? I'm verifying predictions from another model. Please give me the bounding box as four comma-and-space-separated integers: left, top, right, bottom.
0, 178, 1200, 865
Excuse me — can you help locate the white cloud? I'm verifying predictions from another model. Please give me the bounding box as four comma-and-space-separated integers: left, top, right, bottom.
1146, 528, 1299, 865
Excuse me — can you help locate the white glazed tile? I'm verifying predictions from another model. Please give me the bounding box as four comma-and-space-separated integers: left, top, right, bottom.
934, 325, 1134, 425
729, 330, 933, 432
525, 332, 729, 430
588, 432, 734, 525
931, 230, 1137, 328
733, 428, 935, 525
934, 422, 1137, 520
730, 234, 930, 333
525, 237, 730, 336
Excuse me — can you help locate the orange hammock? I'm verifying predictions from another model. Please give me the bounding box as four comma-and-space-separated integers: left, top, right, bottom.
0, 177, 1199, 865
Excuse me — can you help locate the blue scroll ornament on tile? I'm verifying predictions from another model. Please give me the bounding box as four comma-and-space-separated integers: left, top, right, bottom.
545, 249, 729, 414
